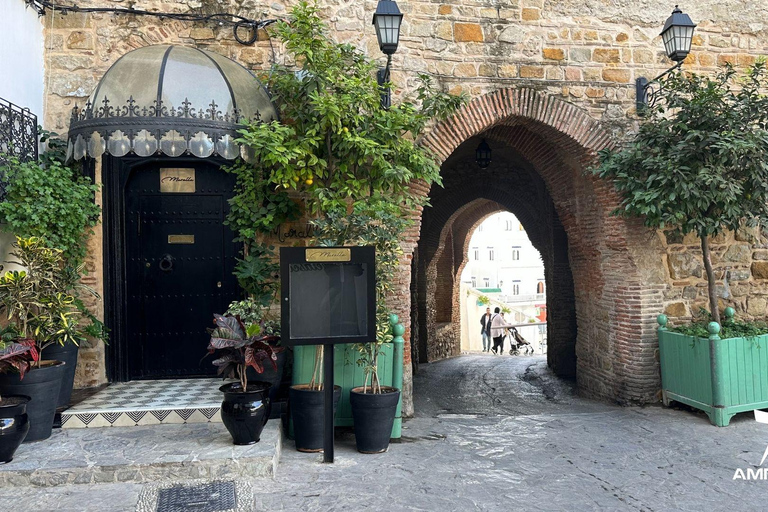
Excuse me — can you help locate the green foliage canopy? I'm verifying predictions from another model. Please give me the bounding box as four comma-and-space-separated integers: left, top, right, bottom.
593, 62, 768, 238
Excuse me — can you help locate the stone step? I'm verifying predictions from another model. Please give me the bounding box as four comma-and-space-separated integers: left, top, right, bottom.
0, 421, 282, 488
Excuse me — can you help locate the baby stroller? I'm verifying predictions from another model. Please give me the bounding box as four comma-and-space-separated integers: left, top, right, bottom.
508, 327, 533, 356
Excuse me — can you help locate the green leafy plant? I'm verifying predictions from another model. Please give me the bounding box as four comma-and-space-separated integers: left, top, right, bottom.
0, 237, 102, 361
206, 314, 282, 391
0, 141, 100, 267
229, 2, 465, 393
477, 295, 490, 306
592, 62, 768, 325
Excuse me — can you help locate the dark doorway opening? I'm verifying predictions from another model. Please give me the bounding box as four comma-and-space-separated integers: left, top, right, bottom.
104, 156, 241, 381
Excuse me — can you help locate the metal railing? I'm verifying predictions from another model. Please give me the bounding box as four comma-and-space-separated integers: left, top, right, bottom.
0, 97, 39, 201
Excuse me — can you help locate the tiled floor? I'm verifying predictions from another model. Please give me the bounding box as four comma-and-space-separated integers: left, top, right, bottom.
61, 379, 226, 428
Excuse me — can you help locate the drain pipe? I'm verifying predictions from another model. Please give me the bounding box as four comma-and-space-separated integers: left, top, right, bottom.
390, 314, 404, 439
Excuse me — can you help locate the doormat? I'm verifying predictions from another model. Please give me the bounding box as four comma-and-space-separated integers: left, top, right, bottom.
136, 479, 253, 512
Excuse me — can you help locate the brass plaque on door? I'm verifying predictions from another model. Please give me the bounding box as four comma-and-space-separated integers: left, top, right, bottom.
305, 248, 351, 262
168, 235, 195, 244
160, 168, 195, 193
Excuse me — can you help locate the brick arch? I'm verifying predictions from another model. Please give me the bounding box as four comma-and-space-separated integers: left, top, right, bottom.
421, 88, 615, 164
410, 88, 666, 405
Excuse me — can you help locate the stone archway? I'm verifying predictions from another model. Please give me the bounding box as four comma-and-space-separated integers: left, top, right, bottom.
407, 88, 667, 407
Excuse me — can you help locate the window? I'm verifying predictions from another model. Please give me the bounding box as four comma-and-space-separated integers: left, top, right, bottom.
505, 220, 513, 231
511, 248, 520, 261
478, 224, 483, 232
471, 277, 477, 288
483, 278, 490, 287
488, 248, 494, 261
472, 247, 479, 260
512, 282, 520, 295
537, 281, 545, 294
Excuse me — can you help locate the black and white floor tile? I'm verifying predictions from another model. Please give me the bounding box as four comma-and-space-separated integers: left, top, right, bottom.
61, 379, 226, 428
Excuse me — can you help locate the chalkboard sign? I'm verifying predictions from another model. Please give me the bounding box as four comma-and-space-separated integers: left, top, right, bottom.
280, 246, 376, 346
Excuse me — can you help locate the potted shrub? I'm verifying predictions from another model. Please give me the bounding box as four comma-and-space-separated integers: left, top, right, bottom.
207, 313, 282, 445
593, 63, 768, 425
0, 142, 101, 408
0, 335, 35, 462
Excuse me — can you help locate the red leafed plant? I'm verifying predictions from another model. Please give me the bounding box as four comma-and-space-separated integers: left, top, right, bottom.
0, 335, 39, 401
206, 314, 282, 392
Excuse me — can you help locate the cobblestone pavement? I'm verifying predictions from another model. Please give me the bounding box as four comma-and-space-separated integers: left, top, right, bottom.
3, 354, 768, 511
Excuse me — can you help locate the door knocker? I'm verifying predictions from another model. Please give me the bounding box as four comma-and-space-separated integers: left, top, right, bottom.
158, 254, 175, 272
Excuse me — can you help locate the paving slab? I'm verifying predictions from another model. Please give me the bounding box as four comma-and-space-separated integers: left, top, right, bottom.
0, 421, 281, 487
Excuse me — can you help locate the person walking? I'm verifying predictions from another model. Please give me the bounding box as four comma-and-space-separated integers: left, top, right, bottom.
490, 307, 514, 355
479, 307, 493, 352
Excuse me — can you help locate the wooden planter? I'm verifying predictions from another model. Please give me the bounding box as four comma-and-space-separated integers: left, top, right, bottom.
658, 314, 768, 427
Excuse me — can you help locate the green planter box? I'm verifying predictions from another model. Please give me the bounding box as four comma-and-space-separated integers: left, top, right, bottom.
658, 317, 768, 427
291, 341, 402, 439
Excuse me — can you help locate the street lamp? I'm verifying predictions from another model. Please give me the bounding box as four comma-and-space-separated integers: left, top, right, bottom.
373, 0, 403, 108
476, 139, 492, 169
636, 5, 696, 113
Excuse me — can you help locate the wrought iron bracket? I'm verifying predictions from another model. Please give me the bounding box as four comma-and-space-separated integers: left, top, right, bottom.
636, 61, 684, 115
377, 54, 393, 109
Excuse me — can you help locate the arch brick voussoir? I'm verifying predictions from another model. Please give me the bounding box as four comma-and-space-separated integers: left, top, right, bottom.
422, 88, 614, 164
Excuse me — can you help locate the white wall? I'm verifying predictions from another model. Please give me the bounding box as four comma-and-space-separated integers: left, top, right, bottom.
0, 1, 45, 116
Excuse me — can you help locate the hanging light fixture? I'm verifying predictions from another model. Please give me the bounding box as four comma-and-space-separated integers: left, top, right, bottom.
636, 5, 697, 113
372, 0, 403, 56
475, 139, 492, 169
660, 6, 697, 62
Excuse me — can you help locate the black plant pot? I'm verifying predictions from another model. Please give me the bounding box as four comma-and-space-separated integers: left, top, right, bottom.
349, 386, 401, 454
41, 342, 79, 408
219, 381, 271, 445
0, 396, 31, 464
0, 361, 66, 442
245, 349, 287, 408
289, 384, 341, 453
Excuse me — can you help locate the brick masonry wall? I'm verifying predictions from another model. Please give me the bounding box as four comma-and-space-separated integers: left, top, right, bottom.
37, 1, 768, 406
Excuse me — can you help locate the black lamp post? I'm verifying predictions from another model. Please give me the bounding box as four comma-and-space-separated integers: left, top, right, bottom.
373, 0, 403, 108
476, 139, 492, 169
636, 5, 696, 113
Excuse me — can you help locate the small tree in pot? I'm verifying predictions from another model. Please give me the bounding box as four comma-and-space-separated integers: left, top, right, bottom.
592, 62, 768, 425
207, 314, 282, 444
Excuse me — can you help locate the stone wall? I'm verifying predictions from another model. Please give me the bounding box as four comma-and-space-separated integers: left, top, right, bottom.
662, 228, 768, 323
35, 0, 768, 405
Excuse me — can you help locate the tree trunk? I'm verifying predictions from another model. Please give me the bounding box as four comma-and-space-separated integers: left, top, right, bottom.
700, 235, 721, 325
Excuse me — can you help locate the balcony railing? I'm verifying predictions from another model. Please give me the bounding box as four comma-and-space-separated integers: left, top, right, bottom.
499, 293, 546, 303
0, 97, 39, 201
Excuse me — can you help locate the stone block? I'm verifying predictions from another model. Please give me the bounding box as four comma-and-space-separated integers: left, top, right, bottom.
498, 26, 526, 44
753, 251, 768, 261
698, 53, 716, 67
717, 54, 738, 66
729, 269, 751, 281
585, 87, 604, 98
665, 302, 688, 317
438, 5, 452, 15
602, 68, 630, 83
499, 64, 518, 78
543, 48, 565, 60
565, 67, 581, 80
49, 74, 98, 98
50, 12, 91, 29
682, 286, 698, 299
436, 21, 453, 40
190, 27, 216, 40
454, 23, 484, 42
67, 31, 94, 50
582, 68, 602, 81
454, 63, 477, 76
520, 65, 545, 78
593, 48, 620, 63
747, 298, 768, 316
522, 8, 540, 21
692, 34, 705, 46
616, 32, 629, 43
569, 48, 591, 62
669, 252, 703, 279
752, 262, 768, 279
583, 30, 599, 41
51, 55, 93, 71
723, 244, 752, 263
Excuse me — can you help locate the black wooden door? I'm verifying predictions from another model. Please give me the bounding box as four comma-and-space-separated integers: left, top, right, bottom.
124, 162, 240, 379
